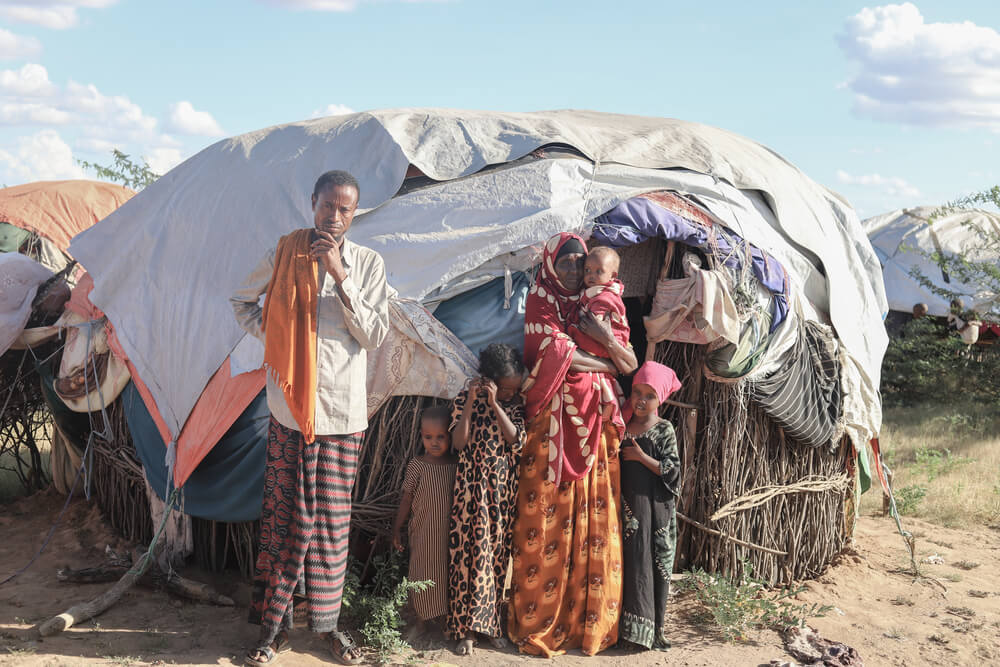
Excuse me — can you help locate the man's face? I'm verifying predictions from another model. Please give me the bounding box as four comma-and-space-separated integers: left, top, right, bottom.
312, 184, 359, 243
583, 254, 615, 288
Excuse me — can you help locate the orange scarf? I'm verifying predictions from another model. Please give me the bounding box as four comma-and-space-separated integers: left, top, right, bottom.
262, 228, 319, 443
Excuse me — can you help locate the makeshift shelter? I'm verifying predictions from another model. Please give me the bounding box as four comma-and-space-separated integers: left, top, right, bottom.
864, 206, 1000, 321
0, 180, 133, 497
62, 109, 887, 585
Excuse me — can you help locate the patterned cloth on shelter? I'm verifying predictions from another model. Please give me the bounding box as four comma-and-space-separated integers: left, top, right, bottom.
521, 233, 625, 484
594, 191, 789, 333
249, 419, 362, 642
403, 458, 457, 621
750, 320, 843, 451
0, 252, 52, 356
447, 388, 525, 640
644, 252, 741, 357
509, 232, 623, 657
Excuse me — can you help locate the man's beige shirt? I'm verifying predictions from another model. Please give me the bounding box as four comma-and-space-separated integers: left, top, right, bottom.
230, 237, 390, 435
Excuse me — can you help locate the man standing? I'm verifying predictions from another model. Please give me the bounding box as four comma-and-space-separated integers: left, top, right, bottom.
231, 171, 389, 665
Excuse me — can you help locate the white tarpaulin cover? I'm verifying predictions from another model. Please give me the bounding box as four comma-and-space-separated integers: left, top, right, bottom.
69, 109, 888, 438
864, 206, 1000, 317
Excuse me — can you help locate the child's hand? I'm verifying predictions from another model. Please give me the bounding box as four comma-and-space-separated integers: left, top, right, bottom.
482, 379, 498, 407
620, 441, 645, 463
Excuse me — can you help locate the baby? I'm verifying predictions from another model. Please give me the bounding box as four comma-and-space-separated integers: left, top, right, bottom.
573, 246, 631, 421
575, 245, 631, 356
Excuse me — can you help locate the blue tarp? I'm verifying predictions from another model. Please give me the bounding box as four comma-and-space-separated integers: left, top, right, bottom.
433, 272, 530, 358
594, 196, 790, 332
123, 382, 269, 522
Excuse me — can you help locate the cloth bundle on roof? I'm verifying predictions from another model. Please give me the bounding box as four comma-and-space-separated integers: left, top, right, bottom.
705, 306, 774, 381
594, 191, 789, 332
0, 222, 31, 253
750, 320, 842, 451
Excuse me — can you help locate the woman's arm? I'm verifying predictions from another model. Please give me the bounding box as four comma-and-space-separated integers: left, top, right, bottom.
569, 349, 618, 373
576, 311, 638, 375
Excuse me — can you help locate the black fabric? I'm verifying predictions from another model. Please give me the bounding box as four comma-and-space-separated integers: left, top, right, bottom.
751, 321, 842, 451
555, 238, 585, 258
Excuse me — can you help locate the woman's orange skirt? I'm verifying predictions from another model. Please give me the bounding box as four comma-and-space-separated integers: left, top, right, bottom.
507, 407, 622, 657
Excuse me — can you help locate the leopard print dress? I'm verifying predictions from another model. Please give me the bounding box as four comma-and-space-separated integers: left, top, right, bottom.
446, 389, 526, 640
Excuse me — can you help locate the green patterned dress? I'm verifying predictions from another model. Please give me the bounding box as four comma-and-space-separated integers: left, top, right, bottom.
619, 419, 680, 650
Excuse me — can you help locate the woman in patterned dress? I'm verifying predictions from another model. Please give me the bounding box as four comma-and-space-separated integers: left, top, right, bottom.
508, 232, 638, 657
447, 343, 526, 655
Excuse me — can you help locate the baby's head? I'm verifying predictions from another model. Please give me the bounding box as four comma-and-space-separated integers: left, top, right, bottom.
583, 246, 620, 288
479, 343, 525, 403
419, 405, 451, 458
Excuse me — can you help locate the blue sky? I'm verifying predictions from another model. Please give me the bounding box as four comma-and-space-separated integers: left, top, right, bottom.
0, 0, 997, 218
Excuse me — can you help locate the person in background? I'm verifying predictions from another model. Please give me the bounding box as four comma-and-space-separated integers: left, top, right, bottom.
393, 406, 458, 643
912, 303, 928, 319
231, 170, 389, 666
618, 361, 682, 651
448, 343, 526, 655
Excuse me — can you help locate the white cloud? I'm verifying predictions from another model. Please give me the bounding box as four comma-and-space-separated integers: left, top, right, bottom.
74, 136, 115, 153
0, 63, 55, 96
0, 129, 84, 182
838, 3, 1000, 129
0, 28, 42, 59
0, 101, 70, 124
0, 0, 118, 30
164, 101, 224, 137
836, 169, 921, 199
143, 147, 183, 174
309, 103, 354, 118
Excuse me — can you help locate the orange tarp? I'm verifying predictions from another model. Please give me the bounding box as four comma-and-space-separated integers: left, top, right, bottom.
0, 180, 133, 251
69, 274, 265, 487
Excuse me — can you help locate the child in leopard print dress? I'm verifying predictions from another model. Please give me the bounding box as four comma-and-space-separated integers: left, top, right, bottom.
447, 343, 526, 655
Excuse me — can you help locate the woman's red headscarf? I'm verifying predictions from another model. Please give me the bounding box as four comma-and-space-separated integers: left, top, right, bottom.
523, 232, 624, 483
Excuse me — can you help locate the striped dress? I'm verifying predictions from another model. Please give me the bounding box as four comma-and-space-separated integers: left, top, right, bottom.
403, 457, 457, 620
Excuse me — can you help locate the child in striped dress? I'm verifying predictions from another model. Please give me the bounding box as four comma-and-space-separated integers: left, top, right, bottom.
393, 405, 458, 641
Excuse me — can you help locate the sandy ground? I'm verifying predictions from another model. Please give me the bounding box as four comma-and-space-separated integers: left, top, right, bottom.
2, 489, 999, 666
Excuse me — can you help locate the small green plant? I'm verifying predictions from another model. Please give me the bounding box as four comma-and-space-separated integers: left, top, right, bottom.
78, 149, 159, 190
914, 448, 971, 481
895, 485, 928, 514
943, 572, 963, 583
890, 595, 914, 606
676, 560, 833, 643
340, 551, 432, 665
953, 560, 980, 570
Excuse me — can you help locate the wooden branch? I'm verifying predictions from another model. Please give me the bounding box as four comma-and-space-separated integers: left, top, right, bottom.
55, 556, 234, 607
39, 552, 154, 636
677, 511, 788, 556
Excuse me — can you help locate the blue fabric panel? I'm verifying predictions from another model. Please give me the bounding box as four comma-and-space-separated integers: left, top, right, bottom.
123, 382, 268, 522
433, 272, 529, 358
594, 197, 790, 332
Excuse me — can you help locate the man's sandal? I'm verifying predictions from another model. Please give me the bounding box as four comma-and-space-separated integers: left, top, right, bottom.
328, 630, 363, 665
244, 631, 290, 666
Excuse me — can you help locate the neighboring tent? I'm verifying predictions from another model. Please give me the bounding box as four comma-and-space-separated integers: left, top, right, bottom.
64, 109, 888, 581
864, 206, 1000, 318
0, 180, 133, 274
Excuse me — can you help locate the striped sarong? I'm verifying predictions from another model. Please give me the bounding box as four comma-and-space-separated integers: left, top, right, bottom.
249, 417, 362, 643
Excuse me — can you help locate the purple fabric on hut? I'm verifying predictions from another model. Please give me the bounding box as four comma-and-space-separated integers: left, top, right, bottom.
593, 196, 790, 332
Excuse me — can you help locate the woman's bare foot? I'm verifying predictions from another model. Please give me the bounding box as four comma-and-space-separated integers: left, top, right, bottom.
487, 635, 507, 649
456, 637, 475, 655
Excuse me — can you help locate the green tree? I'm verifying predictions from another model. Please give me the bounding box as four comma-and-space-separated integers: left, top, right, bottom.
78, 149, 159, 190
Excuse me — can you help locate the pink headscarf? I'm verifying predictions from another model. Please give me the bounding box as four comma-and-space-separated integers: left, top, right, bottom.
625, 361, 682, 420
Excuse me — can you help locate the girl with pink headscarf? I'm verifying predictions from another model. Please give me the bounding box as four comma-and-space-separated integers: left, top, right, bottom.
619, 361, 682, 651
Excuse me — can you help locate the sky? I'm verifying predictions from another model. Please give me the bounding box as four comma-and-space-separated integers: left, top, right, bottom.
0, 0, 997, 218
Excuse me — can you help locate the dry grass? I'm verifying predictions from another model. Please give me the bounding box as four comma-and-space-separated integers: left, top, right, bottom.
861, 403, 1000, 529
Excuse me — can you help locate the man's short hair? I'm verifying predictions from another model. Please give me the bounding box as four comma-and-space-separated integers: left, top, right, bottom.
313, 170, 360, 199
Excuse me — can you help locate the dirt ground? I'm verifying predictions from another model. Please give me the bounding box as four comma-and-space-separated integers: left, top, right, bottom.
2, 490, 999, 666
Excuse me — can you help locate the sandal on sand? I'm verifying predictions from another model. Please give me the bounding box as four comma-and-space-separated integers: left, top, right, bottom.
328, 630, 363, 665
245, 631, 290, 666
